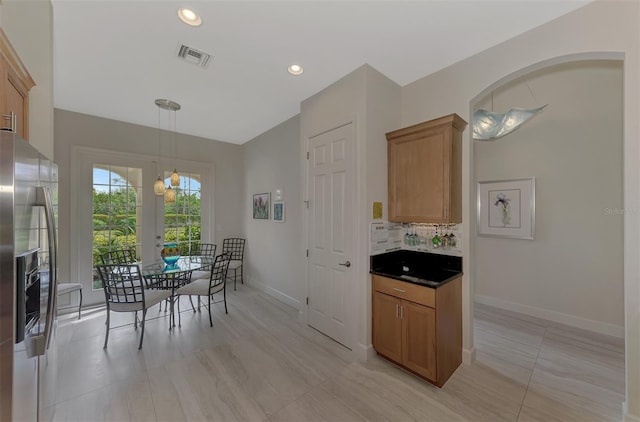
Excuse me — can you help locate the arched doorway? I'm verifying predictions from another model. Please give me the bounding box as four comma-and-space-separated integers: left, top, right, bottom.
469, 53, 625, 419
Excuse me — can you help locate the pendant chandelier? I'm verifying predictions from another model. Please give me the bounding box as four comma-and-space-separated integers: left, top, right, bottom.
472, 87, 547, 141
154, 98, 181, 203
472, 105, 547, 140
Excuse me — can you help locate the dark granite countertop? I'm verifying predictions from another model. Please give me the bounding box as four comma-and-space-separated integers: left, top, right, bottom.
370, 250, 462, 288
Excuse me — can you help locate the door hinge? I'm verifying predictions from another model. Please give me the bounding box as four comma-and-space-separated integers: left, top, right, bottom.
306, 151, 309, 159
304, 200, 309, 209
306, 249, 309, 257
306, 297, 309, 305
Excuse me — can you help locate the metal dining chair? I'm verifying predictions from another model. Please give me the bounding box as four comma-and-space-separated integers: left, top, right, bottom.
176, 252, 231, 327
100, 248, 137, 265
222, 238, 245, 291
189, 243, 217, 280
96, 263, 171, 349
57, 282, 83, 319
99, 247, 141, 321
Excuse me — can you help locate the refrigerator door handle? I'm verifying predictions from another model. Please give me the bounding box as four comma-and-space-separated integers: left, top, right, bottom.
35, 186, 57, 352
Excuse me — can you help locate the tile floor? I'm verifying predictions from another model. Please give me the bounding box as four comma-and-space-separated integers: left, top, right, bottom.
54, 286, 625, 421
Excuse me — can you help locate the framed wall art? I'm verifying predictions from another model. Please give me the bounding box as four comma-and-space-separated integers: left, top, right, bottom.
253, 192, 270, 219
273, 201, 285, 222
477, 178, 535, 240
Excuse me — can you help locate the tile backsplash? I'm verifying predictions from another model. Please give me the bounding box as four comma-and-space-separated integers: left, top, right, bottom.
370, 221, 463, 257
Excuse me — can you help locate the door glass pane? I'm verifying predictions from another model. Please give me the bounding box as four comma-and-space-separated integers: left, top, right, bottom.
163, 172, 201, 254
92, 165, 142, 289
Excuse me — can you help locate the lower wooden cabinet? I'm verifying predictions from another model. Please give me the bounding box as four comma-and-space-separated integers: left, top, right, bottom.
372, 274, 461, 387
402, 300, 437, 381
372, 291, 403, 363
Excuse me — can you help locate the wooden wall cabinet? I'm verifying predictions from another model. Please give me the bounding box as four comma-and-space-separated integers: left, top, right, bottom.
386, 114, 467, 223
0, 29, 35, 140
372, 274, 461, 387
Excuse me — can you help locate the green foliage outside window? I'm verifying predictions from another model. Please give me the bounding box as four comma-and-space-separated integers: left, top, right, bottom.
91, 184, 201, 289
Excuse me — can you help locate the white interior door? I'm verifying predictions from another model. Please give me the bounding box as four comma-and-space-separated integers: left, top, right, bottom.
307, 123, 354, 348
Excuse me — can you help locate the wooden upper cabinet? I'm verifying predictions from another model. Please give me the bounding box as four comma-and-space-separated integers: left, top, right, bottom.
386, 114, 467, 223
0, 29, 35, 141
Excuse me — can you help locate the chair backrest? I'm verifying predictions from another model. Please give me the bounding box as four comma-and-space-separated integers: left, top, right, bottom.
191, 243, 217, 257
100, 248, 137, 265
96, 263, 145, 310
210, 252, 232, 290
222, 238, 245, 261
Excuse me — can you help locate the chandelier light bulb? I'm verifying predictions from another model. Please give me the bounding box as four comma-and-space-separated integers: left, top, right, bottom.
170, 169, 180, 187
154, 176, 165, 195
164, 186, 176, 203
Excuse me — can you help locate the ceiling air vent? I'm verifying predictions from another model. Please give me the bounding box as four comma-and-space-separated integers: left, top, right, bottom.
177, 44, 212, 68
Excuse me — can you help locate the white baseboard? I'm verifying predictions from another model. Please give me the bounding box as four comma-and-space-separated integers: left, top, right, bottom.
463, 347, 475, 365
248, 278, 302, 311
354, 343, 374, 362
475, 295, 624, 338
625, 411, 640, 422
624, 402, 640, 422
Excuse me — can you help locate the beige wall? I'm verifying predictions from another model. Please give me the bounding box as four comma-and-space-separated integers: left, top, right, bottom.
300, 65, 368, 354
475, 60, 623, 333
54, 109, 245, 289
242, 115, 304, 309
1, 0, 54, 158
400, 1, 639, 417
362, 66, 401, 348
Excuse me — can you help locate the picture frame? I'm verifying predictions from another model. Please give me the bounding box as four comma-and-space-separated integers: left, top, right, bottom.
273, 201, 285, 222
477, 178, 535, 240
253, 192, 270, 219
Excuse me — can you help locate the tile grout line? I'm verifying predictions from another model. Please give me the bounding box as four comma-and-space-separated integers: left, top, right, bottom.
516, 326, 547, 421
144, 369, 161, 422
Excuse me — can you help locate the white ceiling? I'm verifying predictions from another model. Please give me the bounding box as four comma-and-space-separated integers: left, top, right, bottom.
52, 0, 590, 145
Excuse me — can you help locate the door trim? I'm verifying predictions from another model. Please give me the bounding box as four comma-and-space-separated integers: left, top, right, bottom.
69, 145, 214, 306
303, 119, 358, 350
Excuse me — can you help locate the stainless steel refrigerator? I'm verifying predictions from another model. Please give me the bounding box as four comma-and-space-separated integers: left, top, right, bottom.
0, 131, 58, 421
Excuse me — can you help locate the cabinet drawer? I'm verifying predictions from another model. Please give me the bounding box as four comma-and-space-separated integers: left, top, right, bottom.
372, 275, 435, 308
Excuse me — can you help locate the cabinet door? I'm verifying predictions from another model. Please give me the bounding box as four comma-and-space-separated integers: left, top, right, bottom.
372, 292, 402, 363
0, 32, 35, 141
401, 300, 437, 381
387, 128, 450, 223
5, 71, 28, 139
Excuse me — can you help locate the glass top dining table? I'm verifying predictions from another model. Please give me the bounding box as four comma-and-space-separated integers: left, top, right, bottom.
139, 255, 215, 328
140, 255, 214, 277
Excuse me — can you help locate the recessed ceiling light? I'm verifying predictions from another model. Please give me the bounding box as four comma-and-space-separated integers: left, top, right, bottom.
287, 64, 304, 76
178, 8, 202, 27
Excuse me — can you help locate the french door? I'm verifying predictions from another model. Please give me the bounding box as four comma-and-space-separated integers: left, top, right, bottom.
71, 147, 211, 306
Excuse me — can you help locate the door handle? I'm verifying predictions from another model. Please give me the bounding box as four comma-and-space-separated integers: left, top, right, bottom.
35, 187, 57, 352
338, 261, 351, 268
